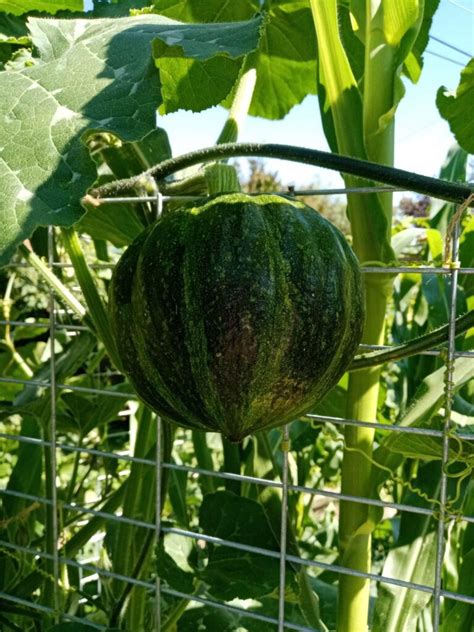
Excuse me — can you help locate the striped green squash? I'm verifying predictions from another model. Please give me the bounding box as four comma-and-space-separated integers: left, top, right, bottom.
109, 193, 364, 441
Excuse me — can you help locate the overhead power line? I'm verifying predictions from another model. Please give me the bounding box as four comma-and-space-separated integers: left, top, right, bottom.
425, 49, 466, 67
447, 0, 474, 15
429, 34, 473, 58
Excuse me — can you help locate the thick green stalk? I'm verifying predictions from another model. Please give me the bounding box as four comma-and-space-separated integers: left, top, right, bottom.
42, 419, 59, 614
60, 228, 122, 370
307, 2, 381, 628
338, 286, 387, 631
216, 68, 257, 145
110, 407, 156, 627
18, 244, 86, 319
222, 438, 241, 495
191, 431, 216, 496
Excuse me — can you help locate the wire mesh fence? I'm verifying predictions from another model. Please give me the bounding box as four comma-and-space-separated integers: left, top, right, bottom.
0, 185, 473, 631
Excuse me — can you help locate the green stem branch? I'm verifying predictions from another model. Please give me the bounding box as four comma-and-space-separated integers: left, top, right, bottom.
60, 228, 122, 370
349, 309, 474, 371
88, 143, 474, 206
216, 68, 257, 145
18, 244, 86, 319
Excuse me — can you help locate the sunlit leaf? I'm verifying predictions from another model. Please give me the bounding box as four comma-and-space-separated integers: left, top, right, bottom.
153, 13, 263, 114
437, 59, 474, 154
0, 0, 82, 15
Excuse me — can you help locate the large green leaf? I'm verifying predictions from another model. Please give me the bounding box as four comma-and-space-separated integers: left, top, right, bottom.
152, 0, 257, 22
153, 0, 317, 120
437, 59, 474, 154
0, 0, 83, 15
0, 14, 261, 266
153, 12, 263, 114
248, 1, 317, 119
199, 490, 295, 601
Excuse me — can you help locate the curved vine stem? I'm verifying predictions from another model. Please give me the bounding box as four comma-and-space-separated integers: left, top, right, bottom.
87, 143, 474, 206
349, 309, 474, 371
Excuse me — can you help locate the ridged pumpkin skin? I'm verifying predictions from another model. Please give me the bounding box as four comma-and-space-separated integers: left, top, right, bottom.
109, 193, 364, 442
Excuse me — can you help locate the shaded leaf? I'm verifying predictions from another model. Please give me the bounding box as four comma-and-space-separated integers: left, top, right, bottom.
430, 144, 468, 238
156, 539, 195, 593
60, 382, 130, 435
77, 194, 145, 247
99, 127, 172, 179
0, 13, 29, 44
177, 606, 241, 632
400, 356, 474, 428
386, 430, 474, 463
47, 624, 121, 631
199, 490, 294, 600
167, 462, 189, 527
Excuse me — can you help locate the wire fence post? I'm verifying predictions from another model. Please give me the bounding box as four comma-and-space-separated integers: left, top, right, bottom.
155, 191, 164, 632
155, 415, 163, 632
278, 424, 290, 631
433, 213, 462, 629
47, 226, 60, 622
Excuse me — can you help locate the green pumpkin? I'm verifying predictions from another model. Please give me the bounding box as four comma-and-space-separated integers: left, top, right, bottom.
109, 193, 364, 442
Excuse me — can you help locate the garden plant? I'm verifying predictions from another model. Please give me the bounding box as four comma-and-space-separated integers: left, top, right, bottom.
0, 1, 473, 631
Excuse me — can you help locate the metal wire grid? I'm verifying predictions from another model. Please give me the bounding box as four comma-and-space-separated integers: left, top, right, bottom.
0, 186, 472, 631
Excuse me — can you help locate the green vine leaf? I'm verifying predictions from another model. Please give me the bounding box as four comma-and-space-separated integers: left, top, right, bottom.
248, 1, 317, 119
437, 59, 474, 154
154, 12, 264, 114
199, 490, 296, 601
0, 14, 262, 266
0, 0, 83, 15
152, 0, 317, 119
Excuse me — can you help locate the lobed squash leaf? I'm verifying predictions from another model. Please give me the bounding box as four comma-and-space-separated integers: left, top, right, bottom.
199, 490, 296, 601
437, 59, 474, 154
0, 0, 83, 15
152, 0, 317, 120
0, 14, 262, 266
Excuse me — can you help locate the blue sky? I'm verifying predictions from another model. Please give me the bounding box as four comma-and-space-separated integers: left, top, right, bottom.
158, 0, 473, 188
